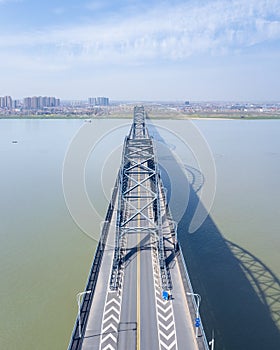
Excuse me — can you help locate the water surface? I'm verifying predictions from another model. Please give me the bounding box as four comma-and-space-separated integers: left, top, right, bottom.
0, 118, 279, 349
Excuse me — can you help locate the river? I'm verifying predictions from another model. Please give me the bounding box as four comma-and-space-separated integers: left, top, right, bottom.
0, 118, 279, 349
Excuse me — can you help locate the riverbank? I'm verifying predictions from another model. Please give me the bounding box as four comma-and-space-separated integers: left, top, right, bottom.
2, 112, 280, 120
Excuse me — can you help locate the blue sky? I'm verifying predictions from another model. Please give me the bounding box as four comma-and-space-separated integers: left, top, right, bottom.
0, 0, 280, 101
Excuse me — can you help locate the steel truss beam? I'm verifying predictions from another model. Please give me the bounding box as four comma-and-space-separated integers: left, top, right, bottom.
110, 106, 170, 291
128, 105, 148, 139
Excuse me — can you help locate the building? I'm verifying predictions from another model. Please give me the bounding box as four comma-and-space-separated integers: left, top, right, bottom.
0, 96, 13, 109
88, 97, 109, 106
31, 96, 39, 109
23, 97, 32, 109
13, 100, 21, 109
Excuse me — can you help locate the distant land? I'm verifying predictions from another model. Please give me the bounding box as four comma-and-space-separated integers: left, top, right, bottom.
1, 99, 280, 119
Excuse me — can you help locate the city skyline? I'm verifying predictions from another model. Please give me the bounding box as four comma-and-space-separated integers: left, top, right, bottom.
0, 0, 280, 101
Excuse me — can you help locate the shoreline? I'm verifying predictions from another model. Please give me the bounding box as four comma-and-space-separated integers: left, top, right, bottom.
1, 113, 280, 120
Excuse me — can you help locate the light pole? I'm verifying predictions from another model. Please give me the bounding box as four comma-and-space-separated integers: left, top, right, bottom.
209, 330, 215, 350
76, 290, 91, 338
187, 292, 201, 338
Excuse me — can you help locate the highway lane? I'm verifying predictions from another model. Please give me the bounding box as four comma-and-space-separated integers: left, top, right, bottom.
117, 230, 160, 349
137, 164, 159, 349
81, 203, 119, 350
117, 230, 137, 349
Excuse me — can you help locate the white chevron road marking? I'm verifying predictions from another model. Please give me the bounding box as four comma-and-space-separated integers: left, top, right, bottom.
160, 339, 177, 350
159, 329, 176, 341
105, 297, 121, 307
102, 322, 118, 334
158, 314, 174, 325
100, 292, 122, 350
103, 305, 120, 318
103, 313, 119, 325
157, 302, 173, 313
99, 231, 126, 350
158, 320, 175, 332
102, 343, 116, 350
101, 332, 118, 344
151, 241, 178, 350
100, 265, 125, 350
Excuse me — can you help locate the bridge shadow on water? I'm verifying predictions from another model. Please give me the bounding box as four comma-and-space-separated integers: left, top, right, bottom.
147, 121, 280, 350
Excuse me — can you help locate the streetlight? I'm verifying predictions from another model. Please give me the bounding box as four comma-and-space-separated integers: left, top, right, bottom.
209, 330, 215, 350
76, 290, 91, 338
187, 292, 201, 338
209, 337, 215, 350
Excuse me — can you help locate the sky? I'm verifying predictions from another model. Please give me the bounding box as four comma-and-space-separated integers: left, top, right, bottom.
0, 0, 280, 101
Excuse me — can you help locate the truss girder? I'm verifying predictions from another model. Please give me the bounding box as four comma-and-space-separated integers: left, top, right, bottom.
110, 106, 171, 291
128, 106, 149, 140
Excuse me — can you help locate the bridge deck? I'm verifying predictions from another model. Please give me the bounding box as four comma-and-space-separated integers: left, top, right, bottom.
68, 106, 209, 350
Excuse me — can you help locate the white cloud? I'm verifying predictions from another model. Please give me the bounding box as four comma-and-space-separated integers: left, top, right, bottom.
0, 0, 280, 70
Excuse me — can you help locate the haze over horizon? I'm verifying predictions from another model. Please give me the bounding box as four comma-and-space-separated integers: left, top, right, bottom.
0, 0, 280, 101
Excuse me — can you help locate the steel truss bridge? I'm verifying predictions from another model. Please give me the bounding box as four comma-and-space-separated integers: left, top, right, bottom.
68, 106, 211, 350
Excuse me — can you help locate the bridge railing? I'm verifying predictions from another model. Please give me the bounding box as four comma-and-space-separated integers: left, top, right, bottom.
158, 174, 210, 349
67, 179, 119, 350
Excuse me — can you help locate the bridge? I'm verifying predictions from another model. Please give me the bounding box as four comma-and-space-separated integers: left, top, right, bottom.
68, 107, 211, 350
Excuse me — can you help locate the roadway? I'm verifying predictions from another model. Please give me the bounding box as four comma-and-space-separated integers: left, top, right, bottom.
80, 158, 200, 349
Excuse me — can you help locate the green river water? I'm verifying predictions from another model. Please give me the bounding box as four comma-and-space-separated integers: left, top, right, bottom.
0, 118, 279, 349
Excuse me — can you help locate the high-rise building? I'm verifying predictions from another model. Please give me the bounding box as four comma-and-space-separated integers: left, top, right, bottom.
0, 96, 13, 109
88, 97, 95, 106
23, 97, 32, 109
88, 97, 109, 106
13, 100, 20, 109
31, 96, 39, 109
6, 96, 12, 109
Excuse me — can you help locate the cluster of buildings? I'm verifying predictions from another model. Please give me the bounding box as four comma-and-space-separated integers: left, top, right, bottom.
0, 95, 60, 110
0, 95, 110, 112
23, 96, 60, 109
0, 95, 111, 116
